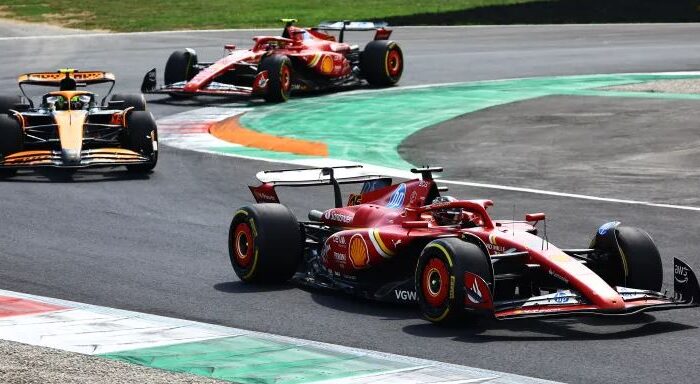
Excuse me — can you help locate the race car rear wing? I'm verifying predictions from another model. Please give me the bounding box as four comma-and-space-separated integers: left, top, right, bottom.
315, 20, 392, 42
250, 165, 391, 208
17, 69, 116, 107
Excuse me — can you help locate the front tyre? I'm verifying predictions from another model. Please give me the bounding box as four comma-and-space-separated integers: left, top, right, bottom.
259, 55, 292, 103
415, 238, 493, 324
360, 40, 403, 86
0, 114, 22, 179
164, 49, 198, 99
110, 93, 147, 111
229, 204, 302, 283
124, 111, 158, 173
590, 224, 663, 291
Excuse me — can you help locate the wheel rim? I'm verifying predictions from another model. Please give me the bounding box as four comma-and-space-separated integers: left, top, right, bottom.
386, 49, 402, 78
233, 222, 253, 268
422, 258, 449, 307
280, 65, 291, 93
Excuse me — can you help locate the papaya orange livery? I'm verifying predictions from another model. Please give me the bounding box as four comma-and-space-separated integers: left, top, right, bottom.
0, 69, 158, 178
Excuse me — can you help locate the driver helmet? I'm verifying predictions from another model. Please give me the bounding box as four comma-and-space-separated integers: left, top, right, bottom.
53, 95, 68, 110
432, 196, 463, 226
70, 95, 84, 110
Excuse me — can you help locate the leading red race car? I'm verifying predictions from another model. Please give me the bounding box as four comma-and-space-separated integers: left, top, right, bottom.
229, 166, 699, 324
142, 19, 403, 102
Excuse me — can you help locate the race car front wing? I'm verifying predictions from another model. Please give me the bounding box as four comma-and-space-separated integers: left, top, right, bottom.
486, 258, 700, 320
0, 148, 152, 168
141, 68, 255, 97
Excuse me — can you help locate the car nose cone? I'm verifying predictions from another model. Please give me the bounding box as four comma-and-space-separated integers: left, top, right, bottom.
61, 149, 81, 165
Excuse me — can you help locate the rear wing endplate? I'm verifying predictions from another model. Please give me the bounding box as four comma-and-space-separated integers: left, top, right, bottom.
249, 165, 391, 208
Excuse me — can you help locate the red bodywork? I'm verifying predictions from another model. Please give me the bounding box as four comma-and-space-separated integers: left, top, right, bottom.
147, 25, 393, 97
249, 167, 699, 320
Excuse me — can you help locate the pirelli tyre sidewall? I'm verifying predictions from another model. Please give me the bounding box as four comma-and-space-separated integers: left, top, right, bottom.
228, 204, 302, 283
416, 238, 492, 324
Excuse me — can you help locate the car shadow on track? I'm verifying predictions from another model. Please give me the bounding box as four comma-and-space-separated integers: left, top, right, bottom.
1, 169, 153, 183
214, 281, 296, 293
402, 314, 696, 342
307, 290, 417, 321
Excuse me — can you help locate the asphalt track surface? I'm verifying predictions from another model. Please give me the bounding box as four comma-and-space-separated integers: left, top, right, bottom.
2, 23, 700, 383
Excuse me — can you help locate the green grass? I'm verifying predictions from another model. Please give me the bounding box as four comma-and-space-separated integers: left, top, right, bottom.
0, 0, 541, 31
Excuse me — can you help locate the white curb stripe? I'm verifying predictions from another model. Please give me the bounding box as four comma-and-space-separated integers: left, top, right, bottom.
0, 289, 559, 384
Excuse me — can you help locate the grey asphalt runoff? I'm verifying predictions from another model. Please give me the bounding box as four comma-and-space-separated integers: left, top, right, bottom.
1, 23, 700, 384
400, 95, 700, 206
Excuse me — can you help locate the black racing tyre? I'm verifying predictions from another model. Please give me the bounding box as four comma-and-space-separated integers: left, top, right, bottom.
0, 114, 23, 179
164, 49, 198, 99
125, 111, 158, 173
0, 95, 23, 114
110, 93, 147, 111
415, 237, 493, 324
360, 40, 403, 86
590, 225, 663, 291
229, 203, 302, 283
259, 55, 292, 103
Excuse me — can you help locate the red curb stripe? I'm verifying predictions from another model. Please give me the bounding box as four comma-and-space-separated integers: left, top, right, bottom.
0, 296, 67, 318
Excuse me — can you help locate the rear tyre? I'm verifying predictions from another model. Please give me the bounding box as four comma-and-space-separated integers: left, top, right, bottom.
109, 93, 147, 111
259, 55, 292, 103
0, 95, 23, 114
0, 114, 22, 179
124, 111, 158, 173
164, 49, 198, 99
229, 204, 302, 283
590, 224, 663, 291
415, 238, 493, 325
360, 40, 403, 86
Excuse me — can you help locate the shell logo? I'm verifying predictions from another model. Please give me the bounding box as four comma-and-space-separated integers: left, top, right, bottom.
348, 234, 369, 269
320, 56, 334, 74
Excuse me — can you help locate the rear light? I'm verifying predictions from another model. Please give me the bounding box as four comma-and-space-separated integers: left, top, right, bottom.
111, 112, 124, 126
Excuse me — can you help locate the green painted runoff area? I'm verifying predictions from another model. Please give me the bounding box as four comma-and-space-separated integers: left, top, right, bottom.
228, 73, 700, 169
102, 335, 409, 383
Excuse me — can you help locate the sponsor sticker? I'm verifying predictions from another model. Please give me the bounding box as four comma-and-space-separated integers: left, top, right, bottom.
323, 210, 353, 224
675, 264, 689, 284
348, 234, 369, 268
394, 290, 417, 302
386, 183, 406, 209
597, 221, 620, 236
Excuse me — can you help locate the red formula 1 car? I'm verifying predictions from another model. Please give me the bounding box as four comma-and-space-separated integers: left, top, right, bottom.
141, 20, 403, 102
229, 166, 699, 324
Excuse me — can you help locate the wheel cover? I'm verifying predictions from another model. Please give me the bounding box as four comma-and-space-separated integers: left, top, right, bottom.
386, 49, 402, 78
422, 258, 449, 307
280, 65, 291, 93
233, 222, 253, 268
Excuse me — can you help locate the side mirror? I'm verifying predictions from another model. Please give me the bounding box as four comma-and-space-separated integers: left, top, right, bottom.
224, 44, 236, 51
525, 213, 545, 223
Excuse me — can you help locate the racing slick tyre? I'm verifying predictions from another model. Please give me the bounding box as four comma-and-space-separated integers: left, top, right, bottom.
229, 203, 302, 283
360, 40, 403, 86
124, 111, 158, 173
590, 224, 663, 291
0, 114, 23, 178
0, 95, 23, 114
416, 238, 493, 325
259, 55, 292, 103
164, 49, 198, 99
109, 93, 147, 111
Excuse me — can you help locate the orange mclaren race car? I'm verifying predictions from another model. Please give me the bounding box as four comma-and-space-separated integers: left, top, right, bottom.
0, 69, 158, 178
